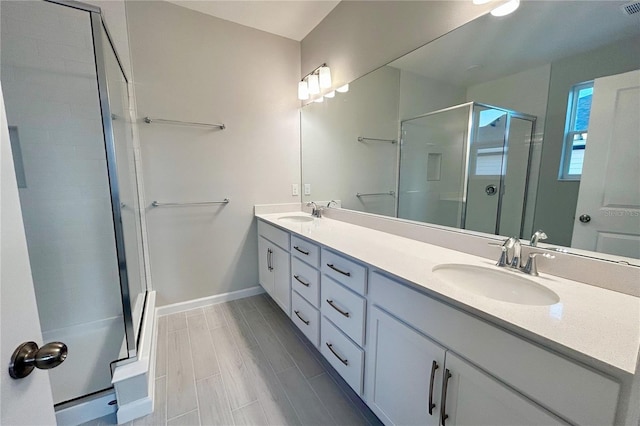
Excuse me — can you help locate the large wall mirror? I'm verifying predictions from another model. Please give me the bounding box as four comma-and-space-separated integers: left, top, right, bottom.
302, 0, 640, 265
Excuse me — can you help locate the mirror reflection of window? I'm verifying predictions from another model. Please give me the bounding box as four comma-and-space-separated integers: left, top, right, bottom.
559, 81, 594, 180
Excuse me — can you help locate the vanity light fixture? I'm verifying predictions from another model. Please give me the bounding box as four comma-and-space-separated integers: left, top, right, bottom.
307, 74, 320, 95
336, 84, 349, 93
490, 0, 520, 16
473, 0, 520, 17
314, 96, 324, 103
298, 81, 309, 100
298, 63, 332, 100
325, 90, 335, 98
319, 66, 332, 89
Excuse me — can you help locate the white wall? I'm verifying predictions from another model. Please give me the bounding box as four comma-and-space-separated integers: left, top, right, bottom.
398, 69, 466, 120
126, 1, 301, 306
301, 1, 494, 89
302, 66, 400, 217
0, 0, 124, 331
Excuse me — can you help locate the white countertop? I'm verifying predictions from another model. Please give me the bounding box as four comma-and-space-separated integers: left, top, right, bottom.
257, 212, 640, 375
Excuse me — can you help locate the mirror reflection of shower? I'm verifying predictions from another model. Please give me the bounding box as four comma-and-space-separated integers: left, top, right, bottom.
398, 102, 536, 239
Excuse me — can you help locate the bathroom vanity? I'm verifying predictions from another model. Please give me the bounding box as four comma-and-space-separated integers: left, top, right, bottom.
256, 210, 639, 426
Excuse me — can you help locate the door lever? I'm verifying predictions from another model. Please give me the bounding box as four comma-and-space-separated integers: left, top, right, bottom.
9, 341, 68, 379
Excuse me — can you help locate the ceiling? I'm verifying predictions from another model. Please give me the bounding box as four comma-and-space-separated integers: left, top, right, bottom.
166, 1, 340, 41
389, 1, 640, 87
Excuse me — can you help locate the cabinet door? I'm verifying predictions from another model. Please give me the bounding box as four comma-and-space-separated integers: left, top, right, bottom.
258, 236, 273, 295
271, 244, 291, 315
441, 352, 565, 426
366, 307, 446, 426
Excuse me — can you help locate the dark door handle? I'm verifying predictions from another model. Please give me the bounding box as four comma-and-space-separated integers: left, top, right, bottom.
441, 369, 452, 426
428, 360, 439, 415
294, 275, 310, 287
9, 341, 68, 379
326, 263, 351, 277
293, 246, 310, 255
579, 214, 591, 223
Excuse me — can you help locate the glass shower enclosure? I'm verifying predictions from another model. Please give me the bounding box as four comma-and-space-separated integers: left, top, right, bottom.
1, 0, 147, 407
398, 102, 536, 238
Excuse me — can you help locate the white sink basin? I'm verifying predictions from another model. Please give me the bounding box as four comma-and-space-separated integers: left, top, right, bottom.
432, 264, 559, 306
278, 215, 314, 223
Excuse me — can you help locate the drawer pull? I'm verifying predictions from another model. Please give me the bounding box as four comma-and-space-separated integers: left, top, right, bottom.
294, 275, 310, 287
294, 310, 310, 325
294, 246, 310, 255
326, 299, 350, 318
428, 360, 439, 415
267, 249, 273, 271
326, 343, 348, 366
327, 263, 351, 277
441, 369, 452, 426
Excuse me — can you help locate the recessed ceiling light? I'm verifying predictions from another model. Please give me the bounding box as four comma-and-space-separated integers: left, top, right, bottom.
491, 0, 520, 16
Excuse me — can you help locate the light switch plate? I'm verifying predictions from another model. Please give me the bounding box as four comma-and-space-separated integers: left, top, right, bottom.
292, 184, 299, 196
304, 184, 311, 196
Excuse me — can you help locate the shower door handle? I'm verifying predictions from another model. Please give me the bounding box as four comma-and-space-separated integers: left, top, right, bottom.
9, 341, 68, 379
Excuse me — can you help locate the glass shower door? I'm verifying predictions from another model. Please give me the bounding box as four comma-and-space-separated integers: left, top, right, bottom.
398, 104, 471, 227
464, 106, 507, 234
0, 0, 146, 405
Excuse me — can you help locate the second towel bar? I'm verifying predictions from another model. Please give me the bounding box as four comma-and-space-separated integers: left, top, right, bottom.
152, 199, 230, 207
356, 191, 395, 197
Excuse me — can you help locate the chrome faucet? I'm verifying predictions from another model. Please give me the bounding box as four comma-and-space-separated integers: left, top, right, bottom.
492, 237, 521, 269
530, 230, 548, 247
306, 201, 322, 218
521, 251, 555, 276
326, 200, 338, 208
509, 237, 521, 269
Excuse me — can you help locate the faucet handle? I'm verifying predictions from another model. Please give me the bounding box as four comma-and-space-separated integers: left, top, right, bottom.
488, 241, 510, 267
521, 251, 555, 276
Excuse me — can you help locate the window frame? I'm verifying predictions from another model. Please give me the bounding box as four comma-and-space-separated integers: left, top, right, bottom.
559, 80, 594, 181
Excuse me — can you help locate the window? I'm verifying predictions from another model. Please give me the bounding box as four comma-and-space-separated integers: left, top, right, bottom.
559, 81, 593, 180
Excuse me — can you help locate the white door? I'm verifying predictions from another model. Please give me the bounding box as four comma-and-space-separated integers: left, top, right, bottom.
0, 86, 57, 423
366, 306, 446, 426
572, 70, 640, 258
442, 352, 564, 426
271, 244, 291, 316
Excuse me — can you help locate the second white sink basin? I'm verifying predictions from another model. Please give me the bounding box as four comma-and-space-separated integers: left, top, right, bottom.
432, 264, 559, 306
278, 215, 314, 223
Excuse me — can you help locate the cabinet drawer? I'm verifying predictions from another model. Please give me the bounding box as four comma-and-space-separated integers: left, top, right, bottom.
369, 272, 620, 426
291, 291, 320, 347
321, 316, 364, 395
291, 257, 320, 308
291, 235, 320, 268
258, 220, 289, 250
321, 249, 367, 295
321, 276, 366, 346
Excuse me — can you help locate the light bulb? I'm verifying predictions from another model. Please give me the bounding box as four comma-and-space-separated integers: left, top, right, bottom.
318, 66, 332, 89
490, 0, 519, 16
298, 81, 309, 100
307, 74, 320, 95
325, 91, 335, 98
314, 96, 324, 103
472, 0, 492, 4
336, 84, 349, 93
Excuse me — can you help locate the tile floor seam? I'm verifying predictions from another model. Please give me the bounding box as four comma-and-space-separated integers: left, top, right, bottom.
199, 320, 237, 426
166, 408, 198, 422
236, 302, 306, 425
184, 318, 202, 425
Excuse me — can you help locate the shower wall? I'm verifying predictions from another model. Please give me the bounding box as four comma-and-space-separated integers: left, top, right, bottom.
0, 0, 140, 403
1, 1, 123, 334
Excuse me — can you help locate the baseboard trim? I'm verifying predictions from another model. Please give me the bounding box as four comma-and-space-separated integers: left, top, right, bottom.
116, 396, 152, 424
156, 286, 265, 316
55, 390, 116, 426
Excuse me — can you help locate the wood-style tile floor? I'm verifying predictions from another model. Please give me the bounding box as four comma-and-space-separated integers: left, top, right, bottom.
134, 293, 381, 426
